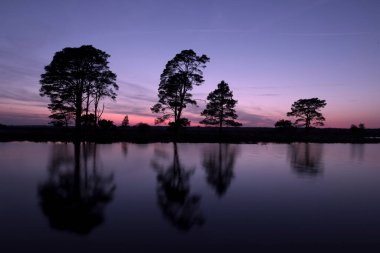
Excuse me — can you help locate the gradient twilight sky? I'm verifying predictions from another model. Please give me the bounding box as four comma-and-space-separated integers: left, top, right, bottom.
0, 0, 379, 127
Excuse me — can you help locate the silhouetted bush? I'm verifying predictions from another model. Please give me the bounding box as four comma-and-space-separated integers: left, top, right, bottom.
168, 118, 190, 130
0, 123, 6, 129
81, 114, 96, 128
351, 123, 365, 133
49, 121, 65, 128
135, 123, 151, 132
275, 119, 293, 128
98, 119, 116, 129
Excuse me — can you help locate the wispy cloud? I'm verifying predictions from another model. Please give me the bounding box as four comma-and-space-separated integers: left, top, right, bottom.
280, 32, 380, 37
0, 88, 46, 105
256, 93, 280, 97
237, 110, 275, 127
0, 110, 49, 125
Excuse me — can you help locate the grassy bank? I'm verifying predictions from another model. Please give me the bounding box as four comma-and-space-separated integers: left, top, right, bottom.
1, 125, 379, 143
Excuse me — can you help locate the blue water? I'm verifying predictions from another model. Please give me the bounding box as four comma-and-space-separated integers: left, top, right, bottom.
0, 142, 379, 252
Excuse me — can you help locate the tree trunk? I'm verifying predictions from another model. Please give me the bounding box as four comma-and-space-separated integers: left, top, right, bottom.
85, 89, 90, 117
75, 98, 82, 131
306, 115, 310, 129
75, 83, 83, 132
219, 102, 223, 134
94, 96, 99, 126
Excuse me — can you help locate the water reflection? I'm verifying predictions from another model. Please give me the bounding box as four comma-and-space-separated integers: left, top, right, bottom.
288, 143, 324, 177
38, 142, 115, 235
202, 144, 240, 197
350, 144, 365, 161
152, 143, 204, 231
121, 142, 128, 157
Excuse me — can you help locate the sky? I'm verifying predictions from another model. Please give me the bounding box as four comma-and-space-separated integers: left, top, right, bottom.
0, 0, 379, 128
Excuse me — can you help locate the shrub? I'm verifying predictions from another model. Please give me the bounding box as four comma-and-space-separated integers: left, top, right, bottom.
98, 119, 115, 129
135, 123, 151, 131
275, 119, 293, 128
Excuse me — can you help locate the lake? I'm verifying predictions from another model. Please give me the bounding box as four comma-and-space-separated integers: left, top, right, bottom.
0, 142, 379, 252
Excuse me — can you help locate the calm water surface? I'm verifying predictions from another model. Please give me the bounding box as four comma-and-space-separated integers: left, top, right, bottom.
0, 142, 379, 252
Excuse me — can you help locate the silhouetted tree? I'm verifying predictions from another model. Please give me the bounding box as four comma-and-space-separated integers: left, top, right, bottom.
200, 81, 242, 130
274, 119, 293, 128
151, 49, 210, 128
40, 45, 118, 130
350, 123, 365, 134
152, 143, 204, 231
202, 144, 239, 197
121, 115, 129, 127
38, 142, 115, 234
287, 98, 326, 128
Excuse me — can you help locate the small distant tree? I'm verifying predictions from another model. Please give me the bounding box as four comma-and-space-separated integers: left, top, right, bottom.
121, 115, 129, 127
275, 119, 293, 128
200, 81, 242, 130
358, 123, 365, 129
287, 98, 326, 128
151, 49, 210, 128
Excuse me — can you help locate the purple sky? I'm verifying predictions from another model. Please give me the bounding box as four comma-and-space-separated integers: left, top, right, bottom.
0, 0, 379, 127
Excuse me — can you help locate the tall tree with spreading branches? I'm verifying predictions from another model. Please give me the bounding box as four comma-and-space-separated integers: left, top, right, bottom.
287, 98, 326, 128
200, 81, 242, 130
40, 45, 118, 130
151, 49, 210, 128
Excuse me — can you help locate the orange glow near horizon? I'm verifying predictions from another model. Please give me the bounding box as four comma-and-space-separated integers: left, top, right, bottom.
101, 113, 157, 126
0, 100, 379, 128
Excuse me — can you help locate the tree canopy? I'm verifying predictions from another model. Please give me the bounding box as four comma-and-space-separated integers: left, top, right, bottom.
200, 81, 242, 129
40, 45, 118, 129
151, 49, 210, 128
287, 98, 326, 128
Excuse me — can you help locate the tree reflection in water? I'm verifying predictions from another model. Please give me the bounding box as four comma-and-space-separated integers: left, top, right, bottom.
350, 144, 365, 161
121, 142, 128, 157
152, 143, 204, 231
38, 142, 115, 235
288, 143, 324, 177
202, 143, 239, 197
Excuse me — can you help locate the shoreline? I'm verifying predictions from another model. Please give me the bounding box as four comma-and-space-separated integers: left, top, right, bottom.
1, 126, 379, 144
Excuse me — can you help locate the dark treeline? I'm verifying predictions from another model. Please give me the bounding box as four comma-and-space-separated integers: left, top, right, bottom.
1, 126, 379, 143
